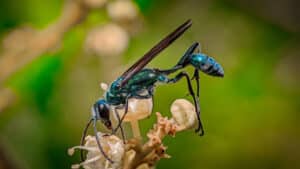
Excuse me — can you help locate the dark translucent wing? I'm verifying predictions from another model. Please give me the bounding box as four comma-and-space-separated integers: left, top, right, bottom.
120, 19, 192, 87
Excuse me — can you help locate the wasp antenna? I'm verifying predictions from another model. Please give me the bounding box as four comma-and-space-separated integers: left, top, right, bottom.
80, 118, 93, 162
93, 119, 114, 163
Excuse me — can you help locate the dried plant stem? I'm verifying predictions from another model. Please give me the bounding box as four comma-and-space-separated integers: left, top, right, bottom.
0, 0, 93, 112
0, 0, 88, 83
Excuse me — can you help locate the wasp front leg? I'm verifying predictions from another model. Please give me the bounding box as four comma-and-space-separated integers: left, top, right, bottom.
92, 118, 114, 163
112, 98, 129, 135
113, 106, 126, 143
80, 118, 93, 162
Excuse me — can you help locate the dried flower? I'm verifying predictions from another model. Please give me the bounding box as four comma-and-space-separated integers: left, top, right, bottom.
85, 24, 129, 57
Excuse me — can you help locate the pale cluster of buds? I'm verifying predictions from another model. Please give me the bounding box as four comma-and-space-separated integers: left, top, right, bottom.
84, 0, 142, 57
69, 134, 125, 169
69, 98, 198, 169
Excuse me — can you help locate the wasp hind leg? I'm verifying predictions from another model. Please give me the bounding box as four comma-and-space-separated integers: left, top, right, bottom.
167, 71, 204, 136
158, 42, 200, 75
191, 69, 203, 134
192, 69, 200, 97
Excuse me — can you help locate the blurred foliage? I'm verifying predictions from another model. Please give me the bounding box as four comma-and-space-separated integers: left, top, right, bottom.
0, 0, 300, 169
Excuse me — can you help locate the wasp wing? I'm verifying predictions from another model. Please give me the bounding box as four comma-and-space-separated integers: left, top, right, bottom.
120, 19, 192, 87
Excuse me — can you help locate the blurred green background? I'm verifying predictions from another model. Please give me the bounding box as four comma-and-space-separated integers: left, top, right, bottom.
0, 0, 300, 169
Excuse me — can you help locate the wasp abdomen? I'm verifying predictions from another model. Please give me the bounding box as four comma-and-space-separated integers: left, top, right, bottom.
190, 54, 224, 77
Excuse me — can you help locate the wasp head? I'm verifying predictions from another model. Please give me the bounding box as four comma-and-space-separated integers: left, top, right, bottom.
92, 99, 112, 130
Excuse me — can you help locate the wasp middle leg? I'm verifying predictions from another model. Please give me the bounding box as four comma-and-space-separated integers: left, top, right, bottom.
93, 118, 114, 163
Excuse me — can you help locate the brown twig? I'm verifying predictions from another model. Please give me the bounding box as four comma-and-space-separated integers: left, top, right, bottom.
0, 88, 16, 113
0, 0, 89, 83
0, 0, 102, 112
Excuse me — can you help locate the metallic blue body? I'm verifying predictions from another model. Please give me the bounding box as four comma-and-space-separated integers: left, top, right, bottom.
104, 53, 224, 107
105, 69, 168, 106
190, 53, 224, 77
81, 20, 225, 164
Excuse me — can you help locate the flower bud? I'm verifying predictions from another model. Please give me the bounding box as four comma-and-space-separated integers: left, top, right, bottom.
170, 99, 197, 131
100, 82, 108, 91
112, 97, 153, 122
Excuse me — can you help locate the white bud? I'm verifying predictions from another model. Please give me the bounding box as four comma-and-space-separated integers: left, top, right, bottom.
107, 0, 139, 22
100, 82, 108, 91
85, 24, 129, 57
112, 97, 153, 122
170, 99, 197, 130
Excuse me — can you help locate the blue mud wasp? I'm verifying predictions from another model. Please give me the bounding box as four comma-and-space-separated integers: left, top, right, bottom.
80, 19, 224, 163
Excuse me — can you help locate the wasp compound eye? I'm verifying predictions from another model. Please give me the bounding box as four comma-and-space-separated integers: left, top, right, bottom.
93, 100, 111, 129
104, 121, 112, 130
